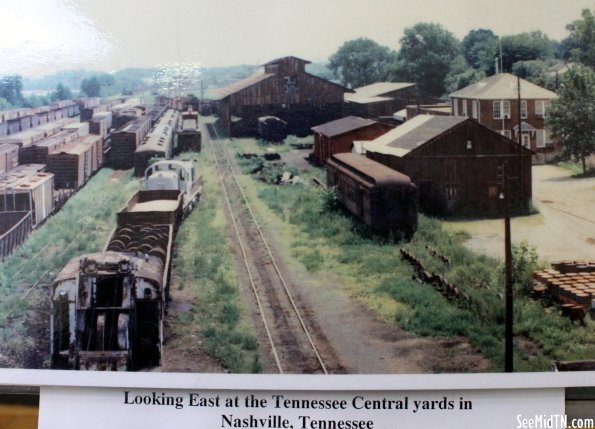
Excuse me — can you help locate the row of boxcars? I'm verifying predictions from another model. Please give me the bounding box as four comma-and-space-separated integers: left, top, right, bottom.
51, 159, 202, 371
326, 153, 418, 237
0, 97, 176, 261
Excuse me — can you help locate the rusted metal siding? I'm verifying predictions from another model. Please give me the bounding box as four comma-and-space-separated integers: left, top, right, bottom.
327, 153, 418, 236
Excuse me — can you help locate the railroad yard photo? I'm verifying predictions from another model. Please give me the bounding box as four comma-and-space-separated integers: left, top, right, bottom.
0, 0, 594, 376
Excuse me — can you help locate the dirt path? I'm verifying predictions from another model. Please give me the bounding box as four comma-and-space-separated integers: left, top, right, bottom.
256, 197, 489, 374
446, 165, 595, 262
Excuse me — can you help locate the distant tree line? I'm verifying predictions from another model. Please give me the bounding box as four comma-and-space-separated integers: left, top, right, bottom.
327, 8, 595, 98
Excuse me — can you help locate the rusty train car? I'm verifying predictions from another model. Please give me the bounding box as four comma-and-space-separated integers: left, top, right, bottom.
50, 160, 202, 371
326, 153, 418, 237
133, 109, 179, 177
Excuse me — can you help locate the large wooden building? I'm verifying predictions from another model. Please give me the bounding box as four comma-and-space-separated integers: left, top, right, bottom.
450, 73, 557, 162
363, 115, 533, 217
215, 56, 350, 137
311, 116, 392, 164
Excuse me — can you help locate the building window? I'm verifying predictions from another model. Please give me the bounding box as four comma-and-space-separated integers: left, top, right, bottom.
493, 101, 501, 119
535, 100, 550, 117
472, 100, 478, 119
521, 100, 527, 119
493, 100, 511, 119
522, 133, 531, 148
536, 129, 552, 147
503, 100, 511, 118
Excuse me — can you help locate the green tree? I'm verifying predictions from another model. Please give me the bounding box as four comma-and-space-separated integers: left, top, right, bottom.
500, 31, 555, 72
0, 75, 24, 106
391, 22, 460, 97
511, 60, 557, 89
547, 65, 595, 175
565, 8, 595, 67
80, 77, 101, 97
462, 29, 499, 72
328, 38, 397, 88
51, 82, 72, 101
444, 55, 486, 93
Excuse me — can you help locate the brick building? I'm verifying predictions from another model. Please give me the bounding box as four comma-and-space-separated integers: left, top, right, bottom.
450, 73, 557, 162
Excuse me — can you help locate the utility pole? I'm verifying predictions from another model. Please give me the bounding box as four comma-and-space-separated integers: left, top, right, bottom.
517, 74, 524, 211
500, 162, 513, 372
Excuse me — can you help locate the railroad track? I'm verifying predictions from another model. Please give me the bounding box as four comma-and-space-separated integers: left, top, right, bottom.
203, 121, 329, 374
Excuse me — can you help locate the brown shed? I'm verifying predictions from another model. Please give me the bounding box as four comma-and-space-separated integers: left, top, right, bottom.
311, 116, 392, 164
364, 115, 533, 217
216, 56, 351, 137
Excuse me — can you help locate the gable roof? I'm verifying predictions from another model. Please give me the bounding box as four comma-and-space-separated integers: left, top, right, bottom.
311, 116, 377, 138
363, 115, 467, 157
450, 73, 557, 100
216, 72, 275, 100
262, 56, 311, 66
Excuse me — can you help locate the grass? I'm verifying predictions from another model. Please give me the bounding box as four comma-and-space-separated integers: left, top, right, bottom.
554, 160, 595, 178
0, 168, 139, 367
246, 154, 594, 372
169, 147, 261, 373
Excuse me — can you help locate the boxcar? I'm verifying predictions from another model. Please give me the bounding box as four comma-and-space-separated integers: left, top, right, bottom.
327, 153, 418, 237
110, 116, 152, 169
0, 144, 19, 174
0, 164, 54, 226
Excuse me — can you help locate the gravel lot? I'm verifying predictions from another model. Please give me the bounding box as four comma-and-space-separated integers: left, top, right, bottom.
445, 164, 595, 263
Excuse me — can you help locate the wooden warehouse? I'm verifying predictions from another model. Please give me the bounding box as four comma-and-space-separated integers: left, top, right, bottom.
311, 116, 392, 164
215, 56, 350, 137
363, 115, 533, 217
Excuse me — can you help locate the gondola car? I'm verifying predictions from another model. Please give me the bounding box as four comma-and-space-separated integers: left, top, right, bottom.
50, 159, 200, 371
327, 153, 418, 237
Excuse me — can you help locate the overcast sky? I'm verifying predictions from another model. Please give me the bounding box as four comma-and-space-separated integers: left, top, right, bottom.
1, 0, 593, 76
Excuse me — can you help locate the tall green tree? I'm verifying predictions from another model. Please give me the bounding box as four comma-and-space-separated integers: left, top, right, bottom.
547, 65, 595, 175
328, 38, 397, 88
391, 22, 460, 97
80, 77, 101, 97
565, 8, 595, 67
51, 82, 72, 101
462, 29, 499, 72
500, 31, 555, 72
444, 55, 486, 93
0, 75, 25, 106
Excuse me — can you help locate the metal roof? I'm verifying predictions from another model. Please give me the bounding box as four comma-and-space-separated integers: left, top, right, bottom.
363, 115, 467, 157
345, 82, 415, 104
311, 116, 377, 138
450, 73, 557, 100
329, 153, 413, 187
215, 72, 275, 100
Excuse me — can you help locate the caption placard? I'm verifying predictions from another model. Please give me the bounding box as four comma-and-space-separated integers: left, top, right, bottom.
39, 386, 564, 429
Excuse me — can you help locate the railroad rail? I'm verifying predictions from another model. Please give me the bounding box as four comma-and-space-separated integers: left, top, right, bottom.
204, 120, 328, 374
